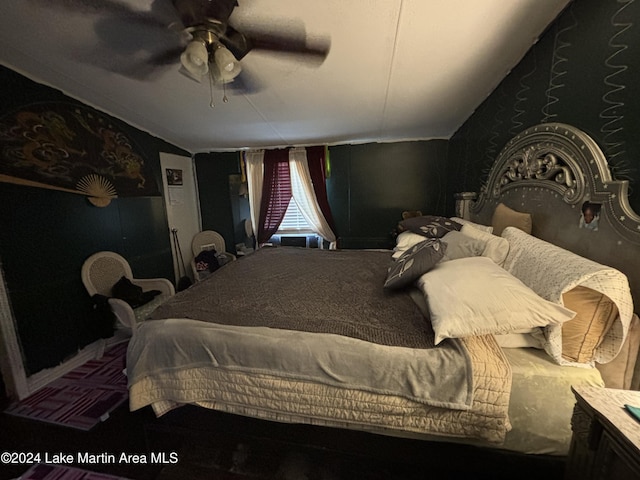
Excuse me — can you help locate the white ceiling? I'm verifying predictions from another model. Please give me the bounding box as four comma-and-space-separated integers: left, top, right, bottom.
0, 0, 570, 153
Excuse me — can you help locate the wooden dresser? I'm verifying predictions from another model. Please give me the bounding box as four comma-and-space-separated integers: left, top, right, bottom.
565, 386, 640, 480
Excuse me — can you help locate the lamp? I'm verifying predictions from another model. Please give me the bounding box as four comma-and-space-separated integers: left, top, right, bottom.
180, 39, 209, 78
213, 44, 242, 83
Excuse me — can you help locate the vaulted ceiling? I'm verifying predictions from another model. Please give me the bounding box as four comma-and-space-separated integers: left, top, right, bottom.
0, 0, 571, 152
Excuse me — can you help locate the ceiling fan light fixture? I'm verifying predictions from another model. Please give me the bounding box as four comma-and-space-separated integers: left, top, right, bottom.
180, 39, 209, 78
214, 44, 242, 82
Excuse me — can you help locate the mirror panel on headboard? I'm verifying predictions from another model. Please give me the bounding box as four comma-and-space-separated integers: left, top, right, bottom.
470, 123, 640, 312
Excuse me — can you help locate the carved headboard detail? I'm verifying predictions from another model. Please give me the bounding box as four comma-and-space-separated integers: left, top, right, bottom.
470, 123, 640, 311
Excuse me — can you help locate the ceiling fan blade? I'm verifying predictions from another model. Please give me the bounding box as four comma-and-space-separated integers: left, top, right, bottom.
228, 66, 263, 95
148, 46, 185, 67
172, 0, 238, 29
251, 34, 330, 62
26, 0, 171, 29
84, 11, 185, 80
219, 25, 253, 60
224, 25, 330, 65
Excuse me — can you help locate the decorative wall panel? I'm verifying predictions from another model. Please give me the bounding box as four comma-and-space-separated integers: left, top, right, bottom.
0, 102, 160, 204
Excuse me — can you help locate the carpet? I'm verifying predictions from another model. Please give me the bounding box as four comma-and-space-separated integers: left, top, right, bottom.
16, 463, 131, 480
5, 342, 128, 431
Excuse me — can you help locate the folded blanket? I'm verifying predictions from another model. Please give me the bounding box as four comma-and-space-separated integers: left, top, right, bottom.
501, 227, 633, 365
128, 318, 473, 409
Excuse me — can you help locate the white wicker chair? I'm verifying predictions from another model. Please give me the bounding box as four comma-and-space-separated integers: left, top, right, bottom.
190, 230, 236, 281
81, 251, 175, 332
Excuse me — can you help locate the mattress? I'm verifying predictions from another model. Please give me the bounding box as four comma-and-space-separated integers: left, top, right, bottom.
500, 347, 603, 455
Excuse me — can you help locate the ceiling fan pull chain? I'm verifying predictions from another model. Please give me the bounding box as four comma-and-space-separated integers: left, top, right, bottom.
223, 81, 229, 103
209, 66, 216, 108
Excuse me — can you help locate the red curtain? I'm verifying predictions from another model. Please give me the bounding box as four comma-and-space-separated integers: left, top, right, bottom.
306, 146, 337, 235
257, 149, 291, 244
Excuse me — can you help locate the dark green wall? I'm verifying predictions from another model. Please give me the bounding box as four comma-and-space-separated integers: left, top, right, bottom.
194, 152, 242, 254
327, 140, 449, 249
0, 66, 187, 375
447, 0, 640, 216
195, 141, 449, 252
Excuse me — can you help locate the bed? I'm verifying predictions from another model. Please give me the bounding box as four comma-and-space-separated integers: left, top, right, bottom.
126, 123, 640, 457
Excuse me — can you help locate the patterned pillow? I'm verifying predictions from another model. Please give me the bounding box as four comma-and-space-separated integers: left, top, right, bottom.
399, 215, 462, 238
384, 238, 445, 290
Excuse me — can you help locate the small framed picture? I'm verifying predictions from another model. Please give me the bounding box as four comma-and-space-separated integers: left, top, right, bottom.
166, 168, 183, 186
579, 201, 601, 232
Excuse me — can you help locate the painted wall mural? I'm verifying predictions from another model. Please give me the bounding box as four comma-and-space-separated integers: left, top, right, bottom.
0, 101, 160, 205
447, 0, 640, 216
600, 0, 632, 170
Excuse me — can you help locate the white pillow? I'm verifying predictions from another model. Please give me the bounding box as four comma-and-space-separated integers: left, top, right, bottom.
417, 257, 576, 345
393, 231, 428, 259
450, 217, 493, 234
460, 224, 509, 266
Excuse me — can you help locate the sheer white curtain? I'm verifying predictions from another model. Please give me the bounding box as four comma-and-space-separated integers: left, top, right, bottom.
289, 148, 337, 248
244, 150, 265, 239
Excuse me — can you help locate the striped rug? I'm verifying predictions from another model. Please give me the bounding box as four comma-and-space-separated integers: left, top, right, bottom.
5, 342, 128, 431
17, 463, 131, 480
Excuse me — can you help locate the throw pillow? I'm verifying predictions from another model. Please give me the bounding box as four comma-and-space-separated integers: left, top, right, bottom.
384, 238, 445, 290
491, 203, 532, 236
399, 215, 462, 238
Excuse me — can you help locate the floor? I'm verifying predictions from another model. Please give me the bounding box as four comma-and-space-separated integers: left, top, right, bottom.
0, 389, 567, 480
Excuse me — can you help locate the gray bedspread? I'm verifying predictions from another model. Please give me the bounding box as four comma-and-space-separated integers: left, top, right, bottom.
153, 247, 434, 347
140, 247, 474, 408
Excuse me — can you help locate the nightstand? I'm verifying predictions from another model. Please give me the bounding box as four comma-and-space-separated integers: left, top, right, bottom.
565, 386, 640, 480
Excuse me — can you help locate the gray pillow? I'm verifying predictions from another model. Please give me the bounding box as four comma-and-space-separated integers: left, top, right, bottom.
440, 231, 485, 262
384, 238, 445, 290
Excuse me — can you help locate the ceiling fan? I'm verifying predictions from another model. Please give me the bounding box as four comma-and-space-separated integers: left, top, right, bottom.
171, 0, 330, 85
27, 0, 331, 88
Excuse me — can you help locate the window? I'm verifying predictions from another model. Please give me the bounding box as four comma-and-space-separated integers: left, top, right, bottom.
249, 146, 336, 246
276, 197, 316, 234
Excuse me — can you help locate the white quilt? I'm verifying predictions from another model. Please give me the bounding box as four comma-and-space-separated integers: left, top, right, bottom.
127, 329, 512, 444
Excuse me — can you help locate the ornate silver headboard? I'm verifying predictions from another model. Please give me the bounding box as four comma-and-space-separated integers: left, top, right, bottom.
470, 123, 640, 310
